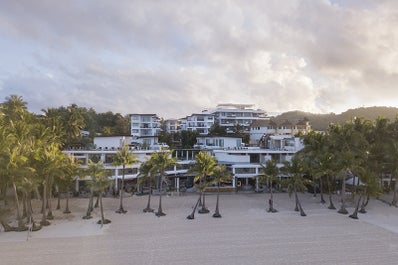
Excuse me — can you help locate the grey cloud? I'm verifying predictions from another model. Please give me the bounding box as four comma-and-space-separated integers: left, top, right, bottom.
1, 0, 398, 118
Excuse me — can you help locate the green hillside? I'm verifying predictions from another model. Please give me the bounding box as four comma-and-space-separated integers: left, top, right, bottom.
275, 107, 398, 131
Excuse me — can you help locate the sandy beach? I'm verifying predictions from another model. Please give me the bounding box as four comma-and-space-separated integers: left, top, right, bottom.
1, 192, 398, 265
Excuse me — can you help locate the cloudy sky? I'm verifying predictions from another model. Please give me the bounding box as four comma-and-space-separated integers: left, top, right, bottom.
1, 0, 398, 119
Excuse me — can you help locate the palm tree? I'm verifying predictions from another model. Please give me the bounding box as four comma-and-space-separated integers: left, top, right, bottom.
64, 104, 85, 148
328, 120, 369, 214
138, 160, 156, 213
32, 142, 65, 226
60, 154, 81, 214
85, 160, 111, 226
149, 150, 177, 217
259, 160, 280, 213
187, 151, 217, 219
112, 144, 139, 214
281, 156, 308, 216
210, 164, 231, 218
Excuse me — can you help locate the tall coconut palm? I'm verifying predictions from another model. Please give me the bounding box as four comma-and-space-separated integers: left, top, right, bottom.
112, 144, 139, 214
281, 156, 308, 217
210, 164, 231, 218
85, 160, 111, 226
138, 160, 156, 213
149, 149, 177, 217
259, 160, 280, 213
187, 151, 217, 219
32, 142, 65, 226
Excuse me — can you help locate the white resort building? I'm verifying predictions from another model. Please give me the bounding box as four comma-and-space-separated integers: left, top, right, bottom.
65, 104, 311, 194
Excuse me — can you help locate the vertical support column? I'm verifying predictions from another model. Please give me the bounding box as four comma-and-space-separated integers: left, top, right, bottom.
186, 150, 189, 160
176, 177, 180, 191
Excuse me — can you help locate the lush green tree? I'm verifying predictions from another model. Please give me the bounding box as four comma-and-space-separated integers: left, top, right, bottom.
181, 130, 199, 148
327, 119, 369, 214
208, 122, 227, 136
112, 144, 139, 214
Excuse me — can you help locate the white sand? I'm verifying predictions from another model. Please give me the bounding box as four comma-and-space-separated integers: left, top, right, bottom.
1, 193, 398, 265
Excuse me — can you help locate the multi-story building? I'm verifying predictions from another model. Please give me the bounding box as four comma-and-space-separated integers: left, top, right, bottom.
180, 113, 215, 135
202, 103, 268, 133
165, 118, 181, 134
130, 114, 161, 147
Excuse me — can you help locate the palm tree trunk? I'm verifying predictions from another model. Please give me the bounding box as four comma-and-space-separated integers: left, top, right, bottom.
155, 176, 166, 217
116, 165, 127, 213
187, 194, 201, 220
12, 181, 23, 227
94, 193, 99, 208
63, 186, 71, 214
312, 175, 317, 197
83, 187, 94, 219
40, 179, 50, 226
198, 191, 210, 214
99, 193, 105, 227
47, 185, 54, 220
56, 193, 61, 210
213, 183, 221, 218
294, 188, 306, 216
320, 177, 326, 204
26, 190, 40, 232
349, 193, 362, 219
22, 193, 27, 219
143, 186, 154, 212
267, 179, 277, 213
338, 173, 348, 214
326, 175, 336, 209
391, 177, 397, 206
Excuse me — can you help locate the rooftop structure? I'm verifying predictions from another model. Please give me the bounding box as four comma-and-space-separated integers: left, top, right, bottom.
202, 103, 268, 133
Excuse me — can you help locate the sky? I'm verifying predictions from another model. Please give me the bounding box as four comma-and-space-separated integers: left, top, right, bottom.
1, 0, 398, 119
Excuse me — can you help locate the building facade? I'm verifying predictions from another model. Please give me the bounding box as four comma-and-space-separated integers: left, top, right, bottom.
180, 113, 215, 135
130, 114, 161, 147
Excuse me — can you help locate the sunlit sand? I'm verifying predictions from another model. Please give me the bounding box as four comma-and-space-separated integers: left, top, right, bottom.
1, 193, 398, 265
